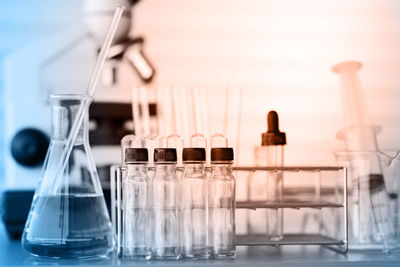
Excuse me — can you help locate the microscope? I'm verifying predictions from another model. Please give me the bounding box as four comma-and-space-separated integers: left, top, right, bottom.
1, 0, 156, 238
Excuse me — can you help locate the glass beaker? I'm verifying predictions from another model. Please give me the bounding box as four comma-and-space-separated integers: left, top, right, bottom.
22, 94, 114, 258
335, 150, 400, 251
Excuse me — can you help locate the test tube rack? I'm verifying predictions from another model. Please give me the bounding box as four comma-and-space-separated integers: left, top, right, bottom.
234, 166, 348, 253
110, 165, 348, 254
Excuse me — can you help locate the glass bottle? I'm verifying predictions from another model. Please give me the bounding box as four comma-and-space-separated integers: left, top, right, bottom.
208, 147, 236, 259
21, 94, 114, 258
151, 148, 180, 260
253, 110, 286, 241
181, 148, 209, 259
119, 148, 151, 260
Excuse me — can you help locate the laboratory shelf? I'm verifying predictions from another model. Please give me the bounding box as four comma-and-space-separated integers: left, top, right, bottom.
236, 199, 343, 209
236, 234, 344, 246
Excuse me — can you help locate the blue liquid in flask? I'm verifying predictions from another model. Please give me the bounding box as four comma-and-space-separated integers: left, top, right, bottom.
22, 194, 114, 258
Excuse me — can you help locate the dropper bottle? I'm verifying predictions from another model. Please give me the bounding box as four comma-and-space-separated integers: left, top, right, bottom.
254, 111, 286, 241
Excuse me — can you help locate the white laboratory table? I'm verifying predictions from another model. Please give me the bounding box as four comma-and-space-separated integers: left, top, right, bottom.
1, 223, 400, 266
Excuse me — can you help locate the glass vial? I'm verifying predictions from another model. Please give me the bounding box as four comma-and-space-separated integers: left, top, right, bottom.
181, 148, 209, 259
151, 148, 181, 260
119, 148, 152, 260
208, 147, 236, 259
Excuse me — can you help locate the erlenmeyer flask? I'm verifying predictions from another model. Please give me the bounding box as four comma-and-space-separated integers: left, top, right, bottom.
22, 94, 114, 258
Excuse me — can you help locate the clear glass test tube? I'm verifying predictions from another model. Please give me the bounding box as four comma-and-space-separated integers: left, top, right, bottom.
142, 134, 159, 167
167, 134, 184, 166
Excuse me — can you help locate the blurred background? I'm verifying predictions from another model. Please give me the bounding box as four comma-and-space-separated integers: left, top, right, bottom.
1, 0, 400, 239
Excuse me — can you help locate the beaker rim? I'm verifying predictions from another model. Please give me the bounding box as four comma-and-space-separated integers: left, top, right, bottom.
49, 94, 91, 101
333, 149, 399, 155
333, 149, 400, 164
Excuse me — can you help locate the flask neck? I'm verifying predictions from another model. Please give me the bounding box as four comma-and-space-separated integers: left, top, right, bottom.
50, 95, 90, 142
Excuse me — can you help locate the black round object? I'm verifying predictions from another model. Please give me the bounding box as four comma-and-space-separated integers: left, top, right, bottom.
125, 148, 148, 163
11, 128, 49, 167
211, 147, 234, 162
368, 174, 385, 193
262, 110, 287, 146
129, 0, 141, 5
182, 148, 206, 162
154, 148, 177, 162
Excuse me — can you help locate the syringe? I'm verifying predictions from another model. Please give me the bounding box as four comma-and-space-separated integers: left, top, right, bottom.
333, 61, 391, 245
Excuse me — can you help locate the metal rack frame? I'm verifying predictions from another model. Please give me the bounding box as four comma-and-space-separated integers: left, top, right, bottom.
234, 166, 348, 253
110, 165, 348, 254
